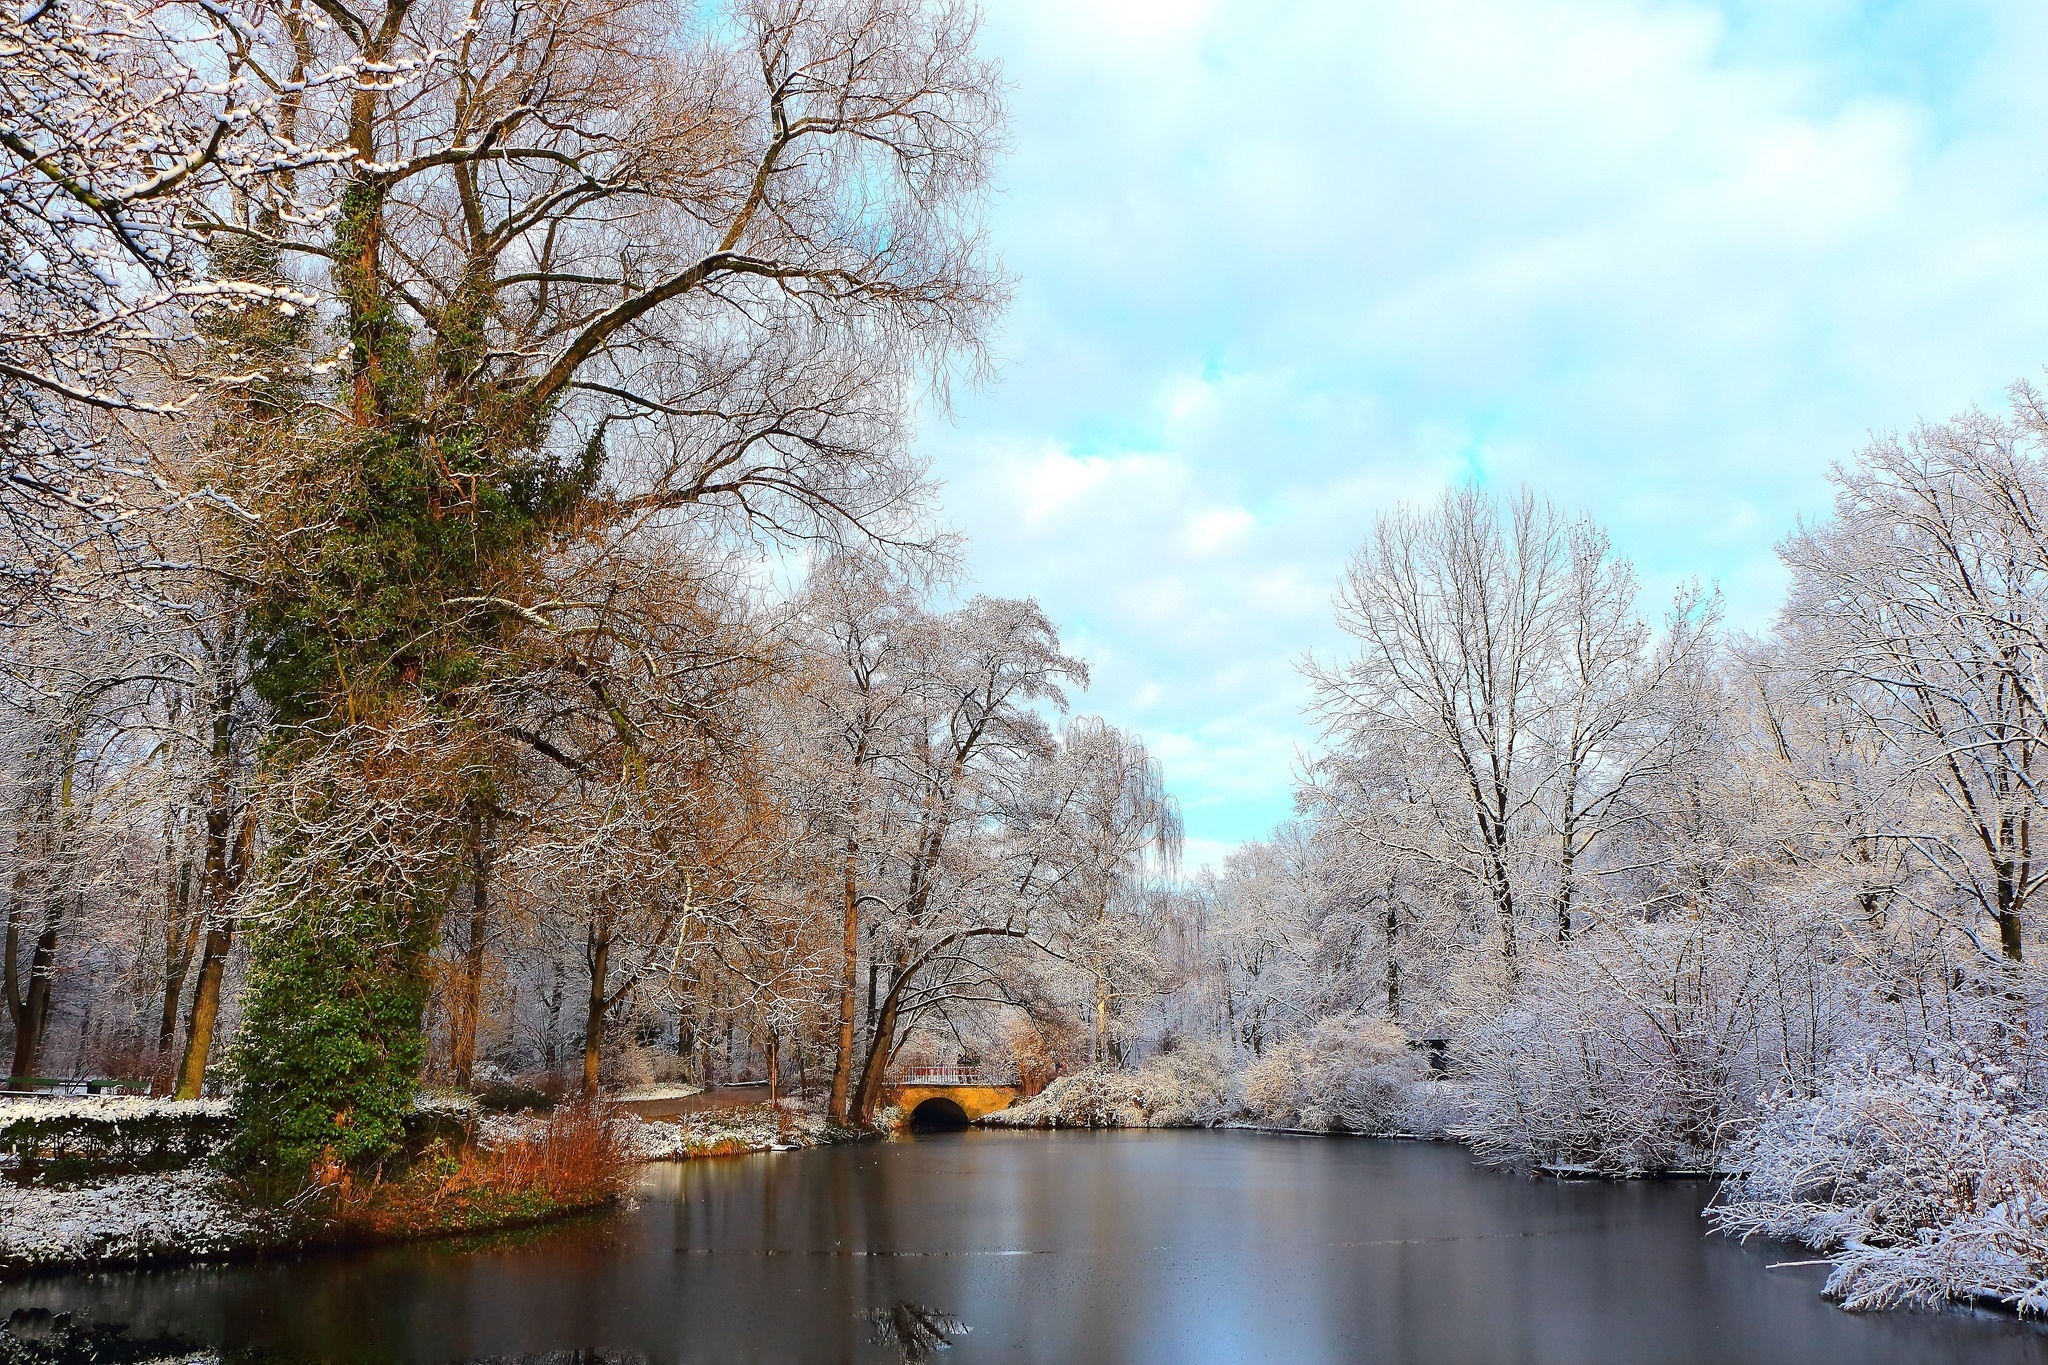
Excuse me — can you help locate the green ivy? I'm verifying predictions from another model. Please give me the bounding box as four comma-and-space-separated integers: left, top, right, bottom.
226, 889, 439, 1174
228, 172, 602, 1179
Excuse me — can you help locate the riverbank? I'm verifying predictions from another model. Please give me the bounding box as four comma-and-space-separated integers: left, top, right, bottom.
0, 1094, 873, 1277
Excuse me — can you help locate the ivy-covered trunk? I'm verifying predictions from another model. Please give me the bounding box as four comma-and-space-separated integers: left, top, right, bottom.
227, 886, 440, 1172
227, 153, 546, 1173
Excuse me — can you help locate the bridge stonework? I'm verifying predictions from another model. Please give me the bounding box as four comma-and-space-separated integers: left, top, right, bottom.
886, 1083, 1020, 1126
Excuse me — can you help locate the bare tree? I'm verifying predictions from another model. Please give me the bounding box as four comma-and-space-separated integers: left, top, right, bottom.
846, 595, 1084, 1123
1782, 388, 2048, 966
1312, 489, 1573, 973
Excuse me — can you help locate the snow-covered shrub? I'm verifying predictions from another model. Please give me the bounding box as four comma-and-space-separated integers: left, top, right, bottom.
987, 1040, 1239, 1128
1240, 1014, 1422, 1133
412, 1091, 480, 1119
1392, 1075, 1472, 1140
1453, 990, 1715, 1174
0, 1098, 233, 1179
1138, 1040, 1242, 1125
1453, 914, 1850, 1175
611, 1038, 695, 1090
983, 1069, 1150, 1128
1711, 1045, 2048, 1313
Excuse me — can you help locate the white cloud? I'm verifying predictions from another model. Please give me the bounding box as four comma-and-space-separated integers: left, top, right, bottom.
921, 0, 2048, 854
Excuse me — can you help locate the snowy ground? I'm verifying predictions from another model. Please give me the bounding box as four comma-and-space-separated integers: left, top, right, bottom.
476, 1100, 837, 1160
610, 1083, 705, 1104
0, 1169, 273, 1271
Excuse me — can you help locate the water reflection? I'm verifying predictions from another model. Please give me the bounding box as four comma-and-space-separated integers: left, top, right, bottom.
0, 1133, 2044, 1364
864, 1303, 969, 1362
2, 1307, 202, 1364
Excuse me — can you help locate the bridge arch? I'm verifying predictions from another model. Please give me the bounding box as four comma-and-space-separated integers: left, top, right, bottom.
907, 1096, 970, 1131
885, 1080, 1020, 1127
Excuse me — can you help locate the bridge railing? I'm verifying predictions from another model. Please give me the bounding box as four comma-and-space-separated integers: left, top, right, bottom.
893, 1066, 1015, 1087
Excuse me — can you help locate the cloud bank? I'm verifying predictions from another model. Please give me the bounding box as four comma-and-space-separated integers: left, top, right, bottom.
918, 0, 2048, 864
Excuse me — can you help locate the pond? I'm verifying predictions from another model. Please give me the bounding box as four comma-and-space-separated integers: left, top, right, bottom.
5, 1131, 2046, 1364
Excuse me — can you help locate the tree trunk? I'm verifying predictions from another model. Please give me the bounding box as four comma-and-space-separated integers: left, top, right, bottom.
1093, 977, 1108, 1066
1555, 763, 1581, 943
676, 1011, 696, 1081
1383, 897, 1400, 1018
172, 919, 232, 1099
1992, 855, 2025, 963
1555, 845, 1575, 943
828, 832, 858, 1123
157, 894, 202, 1062
1488, 829, 1518, 970
6, 912, 59, 1080
865, 923, 879, 1043
766, 1032, 779, 1105
452, 810, 492, 1089
173, 803, 254, 1100
542, 956, 563, 1075
850, 970, 905, 1126
582, 919, 610, 1098
9, 737, 77, 1081
156, 831, 202, 1080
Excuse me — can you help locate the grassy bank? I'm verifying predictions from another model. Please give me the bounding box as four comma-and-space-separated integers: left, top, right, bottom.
0, 1093, 887, 1277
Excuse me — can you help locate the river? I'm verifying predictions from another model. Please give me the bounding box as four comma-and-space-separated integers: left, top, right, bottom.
5, 1131, 2045, 1363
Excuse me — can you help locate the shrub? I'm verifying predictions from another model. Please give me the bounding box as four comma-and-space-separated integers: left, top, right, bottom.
476, 1080, 556, 1113
0, 1100, 231, 1182
1241, 1014, 1420, 1133
1450, 916, 1851, 1175
1711, 1045, 2048, 1314
987, 1041, 1239, 1128
329, 1102, 631, 1237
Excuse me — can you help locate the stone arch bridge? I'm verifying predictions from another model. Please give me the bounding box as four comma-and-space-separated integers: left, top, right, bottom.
885, 1068, 1020, 1129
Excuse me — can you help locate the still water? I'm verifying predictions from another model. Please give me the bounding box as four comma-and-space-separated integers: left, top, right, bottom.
6, 1131, 2047, 1364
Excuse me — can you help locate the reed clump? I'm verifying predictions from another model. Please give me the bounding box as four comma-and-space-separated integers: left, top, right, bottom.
326, 1102, 630, 1239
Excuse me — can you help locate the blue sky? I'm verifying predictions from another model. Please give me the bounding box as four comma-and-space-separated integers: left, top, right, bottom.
913, 0, 2048, 869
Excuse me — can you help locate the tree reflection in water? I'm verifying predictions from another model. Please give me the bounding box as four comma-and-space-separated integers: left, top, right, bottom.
864, 1302, 970, 1362
467, 1355, 648, 1364
466, 1355, 650, 1364
2, 1308, 200, 1365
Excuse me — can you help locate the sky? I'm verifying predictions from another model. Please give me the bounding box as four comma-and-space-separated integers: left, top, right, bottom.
912, 0, 2048, 870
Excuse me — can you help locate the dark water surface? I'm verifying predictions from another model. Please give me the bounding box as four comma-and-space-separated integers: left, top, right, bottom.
6, 1131, 2046, 1364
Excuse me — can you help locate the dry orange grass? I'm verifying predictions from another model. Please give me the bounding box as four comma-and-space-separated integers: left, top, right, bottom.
329, 1103, 631, 1238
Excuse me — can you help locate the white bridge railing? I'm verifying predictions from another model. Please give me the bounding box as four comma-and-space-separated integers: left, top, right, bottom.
895, 1067, 1012, 1087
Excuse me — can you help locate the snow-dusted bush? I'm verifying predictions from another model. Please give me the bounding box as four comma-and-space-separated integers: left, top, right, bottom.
1138, 1041, 1242, 1125
987, 1040, 1239, 1128
612, 1083, 705, 1104
981, 1069, 1148, 1128
413, 1091, 480, 1119
611, 1039, 695, 1090
0, 1096, 230, 1123
631, 1102, 829, 1158
485, 1101, 833, 1161
0, 1097, 233, 1178
1393, 1076, 1472, 1140
1452, 915, 1850, 1175
1240, 1014, 1422, 1133
1711, 1046, 2048, 1314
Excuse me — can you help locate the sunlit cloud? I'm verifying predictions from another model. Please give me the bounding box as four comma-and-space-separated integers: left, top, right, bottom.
923, 0, 2048, 858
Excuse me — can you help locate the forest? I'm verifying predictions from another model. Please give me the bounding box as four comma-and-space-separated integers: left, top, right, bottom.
2, 0, 2045, 1320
